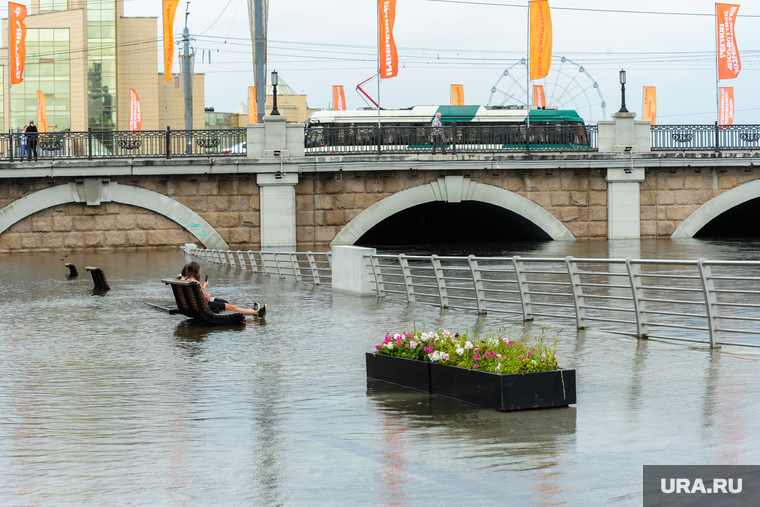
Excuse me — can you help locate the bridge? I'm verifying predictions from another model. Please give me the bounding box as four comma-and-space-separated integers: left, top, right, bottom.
2, 113, 760, 254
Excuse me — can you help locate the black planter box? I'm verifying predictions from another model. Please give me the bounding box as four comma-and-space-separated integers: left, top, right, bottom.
430, 363, 576, 411
366, 353, 576, 411
365, 353, 432, 394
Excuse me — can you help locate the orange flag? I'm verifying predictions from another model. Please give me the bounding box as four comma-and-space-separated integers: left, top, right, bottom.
37, 91, 48, 132
248, 86, 257, 124
9, 2, 27, 85
719, 87, 735, 125
129, 89, 142, 131
163, 0, 180, 83
379, 0, 398, 79
451, 85, 464, 106
533, 85, 546, 108
717, 3, 741, 80
333, 85, 346, 110
529, 0, 552, 80
643, 86, 657, 125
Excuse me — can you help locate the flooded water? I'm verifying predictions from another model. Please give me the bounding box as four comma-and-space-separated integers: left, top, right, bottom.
2, 240, 760, 505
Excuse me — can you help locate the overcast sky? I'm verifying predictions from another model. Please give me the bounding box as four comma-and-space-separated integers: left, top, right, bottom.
117, 0, 760, 123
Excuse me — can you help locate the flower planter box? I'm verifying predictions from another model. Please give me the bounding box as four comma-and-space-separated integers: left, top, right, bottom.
430, 363, 576, 411
365, 353, 432, 394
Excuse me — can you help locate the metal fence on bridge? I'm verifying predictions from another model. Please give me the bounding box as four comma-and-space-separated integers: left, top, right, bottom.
366, 253, 760, 349
651, 124, 760, 151
0, 128, 246, 161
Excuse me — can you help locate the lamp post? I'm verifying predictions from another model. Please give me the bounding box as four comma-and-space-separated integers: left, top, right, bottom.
270, 70, 280, 116
618, 69, 628, 113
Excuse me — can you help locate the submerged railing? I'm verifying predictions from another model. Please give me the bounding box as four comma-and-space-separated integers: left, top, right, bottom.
187, 248, 332, 285
0, 128, 246, 161
366, 253, 760, 349
304, 124, 598, 155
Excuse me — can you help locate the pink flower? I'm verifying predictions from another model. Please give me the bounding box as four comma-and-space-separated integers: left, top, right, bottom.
376, 345, 380, 350
474, 364, 478, 369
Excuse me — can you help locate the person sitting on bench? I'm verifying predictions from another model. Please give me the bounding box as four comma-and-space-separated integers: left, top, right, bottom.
184, 261, 266, 318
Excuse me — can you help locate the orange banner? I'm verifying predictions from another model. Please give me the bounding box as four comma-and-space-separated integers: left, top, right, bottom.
163, 0, 180, 83
719, 87, 734, 125
129, 88, 142, 131
529, 0, 552, 80
248, 86, 257, 124
450, 84, 464, 106
37, 91, 48, 132
717, 3, 741, 80
333, 85, 346, 110
533, 85, 546, 108
9, 2, 27, 85
642, 86, 657, 125
379, 0, 398, 79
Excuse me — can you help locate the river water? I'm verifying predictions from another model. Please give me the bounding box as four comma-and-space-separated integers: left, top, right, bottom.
2, 239, 760, 506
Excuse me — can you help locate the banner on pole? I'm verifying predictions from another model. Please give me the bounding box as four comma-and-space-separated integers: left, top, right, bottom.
37, 91, 47, 132
717, 3, 741, 80
248, 86, 258, 124
719, 87, 734, 125
533, 85, 546, 108
529, 0, 552, 80
643, 86, 657, 125
163, 0, 180, 83
9, 2, 27, 85
451, 84, 465, 106
333, 85, 346, 110
129, 88, 142, 131
379, 0, 398, 79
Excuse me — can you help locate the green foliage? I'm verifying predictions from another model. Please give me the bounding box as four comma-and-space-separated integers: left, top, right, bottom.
374, 327, 559, 375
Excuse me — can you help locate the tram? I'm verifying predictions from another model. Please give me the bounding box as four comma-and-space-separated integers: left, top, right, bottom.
304, 105, 591, 150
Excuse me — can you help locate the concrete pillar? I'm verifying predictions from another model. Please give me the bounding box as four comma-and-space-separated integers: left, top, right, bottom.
606, 167, 645, 239
332, 245, 377, 296
257, 172, 297, 249
597, 112, 651, 154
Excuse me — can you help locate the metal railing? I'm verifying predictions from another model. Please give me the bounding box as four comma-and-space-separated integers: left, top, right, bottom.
366, 253, 760, 349
305, 125, 598, 155
2, 128, 246, 161
186, 248, 332, 285
651, 124, 760, 151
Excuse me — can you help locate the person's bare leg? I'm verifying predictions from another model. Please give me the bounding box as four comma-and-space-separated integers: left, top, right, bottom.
225, 303, 260, 316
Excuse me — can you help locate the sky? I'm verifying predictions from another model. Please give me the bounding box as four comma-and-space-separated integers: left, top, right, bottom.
42, 1, 760, 123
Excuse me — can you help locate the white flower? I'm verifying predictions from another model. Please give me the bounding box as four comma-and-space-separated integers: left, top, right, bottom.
420, 332, 431, 342
456, 347, 464, 356
394, 334, 401, 340
440, 352, 450, 361
464, 341, 473, 350
531, 359, 537, 364
429, 351, 441, 362
496, 363, 501, 371
387, 343, 394, 350
410, 341, 418, 348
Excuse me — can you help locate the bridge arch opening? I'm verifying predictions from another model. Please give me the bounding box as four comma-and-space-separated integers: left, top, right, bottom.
356, 201, 552, 247
694, 197, 760, 238
672, 179, 760, 239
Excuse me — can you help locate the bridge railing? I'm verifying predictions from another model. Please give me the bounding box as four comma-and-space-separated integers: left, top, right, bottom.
186, 248, 332, 285
1, 128, 247, 161
304, 125, 598, 155
366, 253, 760, 349
651, 124, 760, 151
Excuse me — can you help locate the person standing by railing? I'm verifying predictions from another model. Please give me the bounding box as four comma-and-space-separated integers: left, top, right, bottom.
19, 126, 28, 161
432, 112, 446, 155
26, 120, 38, 161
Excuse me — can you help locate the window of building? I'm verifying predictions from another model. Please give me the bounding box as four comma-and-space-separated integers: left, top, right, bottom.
87, 0, 116, 132
39, 0, 68, 13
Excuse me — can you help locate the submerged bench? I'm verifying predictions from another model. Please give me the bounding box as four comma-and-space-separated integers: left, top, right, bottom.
64, 263, 79, 277
161, 278, 245, 325
85, 266, 110, 290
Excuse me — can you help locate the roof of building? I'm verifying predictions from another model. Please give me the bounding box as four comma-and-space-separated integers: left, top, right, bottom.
266, 76, 298, 96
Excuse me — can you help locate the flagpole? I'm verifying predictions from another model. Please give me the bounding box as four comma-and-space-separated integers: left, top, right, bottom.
715, 3, 720, 125
8, 12, 12, 142
377, 0, 381, 133
526, 1, 530, 152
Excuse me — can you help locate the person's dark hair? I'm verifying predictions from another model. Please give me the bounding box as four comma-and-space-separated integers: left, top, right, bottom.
185, 261, 201, 281
177, 263, 191, 279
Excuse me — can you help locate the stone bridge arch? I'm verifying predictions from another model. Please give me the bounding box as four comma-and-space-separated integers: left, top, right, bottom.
330, 176, 576, 245
0, 178, 229, 249
671, 179, 760, 239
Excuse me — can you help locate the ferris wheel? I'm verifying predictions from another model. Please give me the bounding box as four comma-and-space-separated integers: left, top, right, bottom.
487, 56, 607, 124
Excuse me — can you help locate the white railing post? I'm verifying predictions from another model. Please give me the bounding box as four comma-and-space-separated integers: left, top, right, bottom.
369, 254, 385, 297
306, 251, 321, 284
326, 252, 332, 270
697, 259, 721, 348
289, 252, 303, 282
398, 254, 415, 303
431, 254, 449, 308
273, 252, 283, 277
260, 252, 270, 275
236, 250, 246, 269
625, 258, 649, 338
467, 255, 487, 314
512, 255, 534, 321
565, 256, 587, 330
226, 250, 234, 266
247, 251, 259, 273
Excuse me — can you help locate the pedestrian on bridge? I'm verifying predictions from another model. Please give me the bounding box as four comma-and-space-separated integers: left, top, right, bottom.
19, 126, 28, 161
432, 112, 446, 155
26, 120, 38, 161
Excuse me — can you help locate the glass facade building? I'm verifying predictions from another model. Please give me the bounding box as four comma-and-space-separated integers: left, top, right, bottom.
87, 0, 116, 131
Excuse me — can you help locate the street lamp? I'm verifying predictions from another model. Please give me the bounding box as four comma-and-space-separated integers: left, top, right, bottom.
618, 69, 628, 113
270, 70, 280, 116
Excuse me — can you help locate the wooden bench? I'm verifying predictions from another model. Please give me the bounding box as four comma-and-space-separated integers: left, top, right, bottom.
85, 266, 110, 290
161, 278, 245, 325
64, 263, 79, 277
